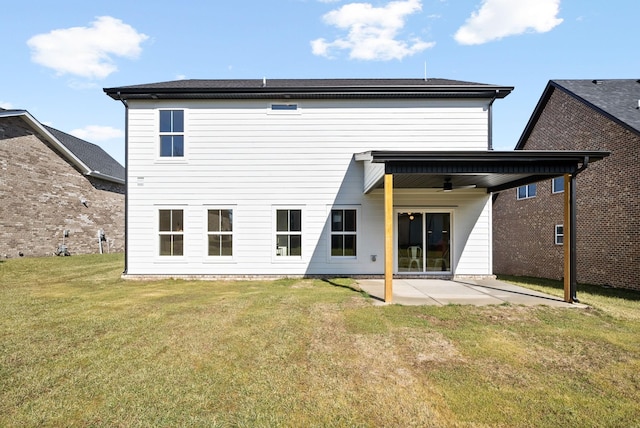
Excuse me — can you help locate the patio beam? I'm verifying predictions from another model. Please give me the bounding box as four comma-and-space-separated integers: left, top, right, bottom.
384, 173, 394, 302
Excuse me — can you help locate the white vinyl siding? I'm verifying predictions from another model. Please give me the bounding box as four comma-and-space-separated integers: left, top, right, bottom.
125, 98, 493, 276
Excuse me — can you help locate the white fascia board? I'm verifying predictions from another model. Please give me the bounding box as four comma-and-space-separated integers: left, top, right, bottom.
7, 110, 93, 176
354, 151, 373, 162
355, 151, 385, 194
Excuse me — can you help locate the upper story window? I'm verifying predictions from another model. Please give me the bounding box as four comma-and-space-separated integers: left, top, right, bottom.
208, 209, 233, 257
331, 209, 357, 257
159, 209, 183, 256
276, 209, 302, 257
552, 176, 565, 194
517, 183, 537, 200
159, 110, 184, 157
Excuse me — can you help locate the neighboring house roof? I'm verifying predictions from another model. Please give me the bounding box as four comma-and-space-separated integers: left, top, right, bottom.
517, 79, 640, 149
0, 109, 124, 184
105, 78, 513, 100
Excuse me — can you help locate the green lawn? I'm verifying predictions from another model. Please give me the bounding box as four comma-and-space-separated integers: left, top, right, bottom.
1, 254, 639, 427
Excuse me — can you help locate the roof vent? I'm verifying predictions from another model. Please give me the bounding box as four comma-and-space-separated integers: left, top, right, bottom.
592, 79, 604, 85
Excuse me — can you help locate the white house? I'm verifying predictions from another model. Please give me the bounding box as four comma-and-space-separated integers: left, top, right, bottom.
104, 79, 606, 301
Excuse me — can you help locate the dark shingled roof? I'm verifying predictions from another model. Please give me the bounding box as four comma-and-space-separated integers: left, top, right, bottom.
44, 126, 125, 182
105, 78, 513, 100
517, 79, 640, 149
553, 79, 640, 134
0, 108, 124, 183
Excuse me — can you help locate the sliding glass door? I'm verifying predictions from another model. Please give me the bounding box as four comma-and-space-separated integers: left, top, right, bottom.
397, 212, 450, 273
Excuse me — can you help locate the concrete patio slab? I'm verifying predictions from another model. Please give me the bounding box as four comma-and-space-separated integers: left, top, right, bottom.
357, 278, 585, 307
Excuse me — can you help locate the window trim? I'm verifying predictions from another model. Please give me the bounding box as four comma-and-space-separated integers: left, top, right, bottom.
552, 176, 565, 194
272, 207, 304, 262
516, 183, 537, 200
555, 224, 564, 245
328, 206, 360, 262
157, 109, 187, 161
157, 208, 185, 258
205, 207, 235, 261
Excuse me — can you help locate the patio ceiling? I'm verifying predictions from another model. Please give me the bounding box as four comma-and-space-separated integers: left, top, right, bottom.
356, 150, 610, 193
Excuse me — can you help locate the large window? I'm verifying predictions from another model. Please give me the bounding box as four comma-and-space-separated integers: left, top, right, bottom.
159, 110, 184, 157
276, 209, 302, 256
207, 209, 233, 256
552, 176, 565, 194
517, 183, 537, 200
159, 209, 183, 256
331, 209, 357, 257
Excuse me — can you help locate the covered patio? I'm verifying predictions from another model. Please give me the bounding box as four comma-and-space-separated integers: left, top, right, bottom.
356, 150, 610, 304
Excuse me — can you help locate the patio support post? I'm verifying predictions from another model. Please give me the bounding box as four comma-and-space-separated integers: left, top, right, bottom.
569, 173, 578, 302
384, 173, 394, 303
563, 174, 571, 303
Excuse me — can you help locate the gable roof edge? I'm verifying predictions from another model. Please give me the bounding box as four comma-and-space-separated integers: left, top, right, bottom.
0, 110, 124, 184
517, 80, 640, 150
514, 81, 556, 150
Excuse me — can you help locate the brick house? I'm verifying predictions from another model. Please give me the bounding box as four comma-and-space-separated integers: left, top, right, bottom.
0, 109, 125, 258
493, 79, 640, 291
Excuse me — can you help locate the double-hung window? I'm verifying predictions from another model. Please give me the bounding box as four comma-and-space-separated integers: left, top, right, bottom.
159, 209, 183, 256
208, 209, 233, 256
555, 225, 564, 245
517, 183, 537, 200
159, 110, 184, 157
330, 209, 357, 257
276, 209, 302, 256
552, 176, 565, 193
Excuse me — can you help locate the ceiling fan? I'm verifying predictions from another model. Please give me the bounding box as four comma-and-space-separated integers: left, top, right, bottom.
439, 177, 477, 192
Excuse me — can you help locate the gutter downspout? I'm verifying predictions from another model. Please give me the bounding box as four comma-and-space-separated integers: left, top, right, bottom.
487, 90, 499, 150
569, 156, 589, 303
117, 92, 129, 275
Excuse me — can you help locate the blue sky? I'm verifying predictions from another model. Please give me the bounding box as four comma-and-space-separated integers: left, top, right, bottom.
2, 0, 638, 164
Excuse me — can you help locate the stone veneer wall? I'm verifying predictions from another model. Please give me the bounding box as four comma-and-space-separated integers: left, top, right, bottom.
0, 116, 125, 258
493, 88, 640, 290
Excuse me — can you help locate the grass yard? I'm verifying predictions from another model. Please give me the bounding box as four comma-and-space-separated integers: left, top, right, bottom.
1, 254, 639, 427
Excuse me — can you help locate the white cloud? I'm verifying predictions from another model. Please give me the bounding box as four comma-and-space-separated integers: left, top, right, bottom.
27, 16, 149, 79
454, 0, 563, 45
70, 125, 123, 142
0, 101, 14, 109
311, 0, 435, 61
